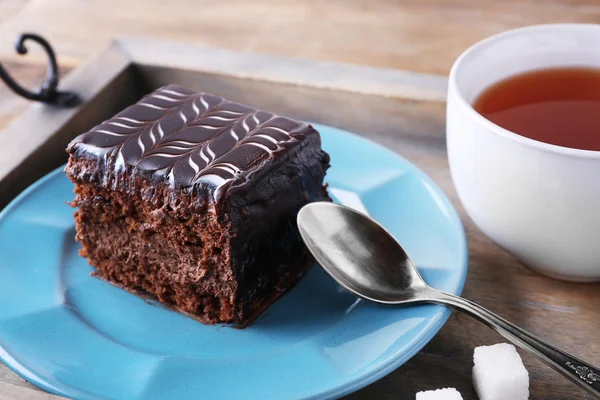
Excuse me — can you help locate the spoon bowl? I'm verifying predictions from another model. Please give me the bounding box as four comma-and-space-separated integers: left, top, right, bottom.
297, 202, 427, 303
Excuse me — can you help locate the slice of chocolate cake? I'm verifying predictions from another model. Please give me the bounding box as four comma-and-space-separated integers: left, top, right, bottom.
65, 84, 330, 325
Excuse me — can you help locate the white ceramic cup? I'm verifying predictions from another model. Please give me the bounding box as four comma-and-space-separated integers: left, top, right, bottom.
447, 24, 600, 282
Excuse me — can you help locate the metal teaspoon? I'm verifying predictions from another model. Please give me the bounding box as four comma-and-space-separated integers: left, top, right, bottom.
297, 202, 600, 398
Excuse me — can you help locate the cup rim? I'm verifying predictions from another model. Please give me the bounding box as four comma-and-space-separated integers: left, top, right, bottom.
449, 23, 600, 159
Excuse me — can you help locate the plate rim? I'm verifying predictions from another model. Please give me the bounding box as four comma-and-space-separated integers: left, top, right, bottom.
0, 124, 468, 400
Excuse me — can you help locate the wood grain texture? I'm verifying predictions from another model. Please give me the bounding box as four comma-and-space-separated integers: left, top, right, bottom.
0, 381, 62, 400
2, 0, 600, 74
0, 38, 598, 400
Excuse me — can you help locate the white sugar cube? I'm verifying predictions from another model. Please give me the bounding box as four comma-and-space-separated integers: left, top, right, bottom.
416, 388, 463, 399
473, 343, 529, 400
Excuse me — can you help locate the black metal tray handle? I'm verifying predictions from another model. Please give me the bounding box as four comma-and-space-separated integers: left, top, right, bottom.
0, 33, 81, 107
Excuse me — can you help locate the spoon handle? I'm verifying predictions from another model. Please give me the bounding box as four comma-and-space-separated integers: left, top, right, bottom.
431, 291, 600, 398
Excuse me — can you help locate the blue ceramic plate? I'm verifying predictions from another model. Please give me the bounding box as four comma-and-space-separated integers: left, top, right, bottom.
0, 123, 467, 400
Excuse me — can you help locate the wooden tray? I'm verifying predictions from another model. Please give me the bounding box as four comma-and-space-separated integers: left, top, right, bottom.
0, 37, 597, 400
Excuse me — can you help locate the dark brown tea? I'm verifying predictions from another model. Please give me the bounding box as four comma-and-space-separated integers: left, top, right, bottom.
473, 67, 600, 151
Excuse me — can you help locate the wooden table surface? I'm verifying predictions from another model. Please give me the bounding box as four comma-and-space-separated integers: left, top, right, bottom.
3, 0, 600, 74
0, 1, 599, 399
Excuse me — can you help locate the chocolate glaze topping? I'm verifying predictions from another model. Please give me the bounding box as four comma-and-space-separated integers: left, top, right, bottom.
68, 84, 316, 200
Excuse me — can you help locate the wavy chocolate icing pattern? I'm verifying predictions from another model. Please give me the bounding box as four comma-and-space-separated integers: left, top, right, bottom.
71, 85, 311, 198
